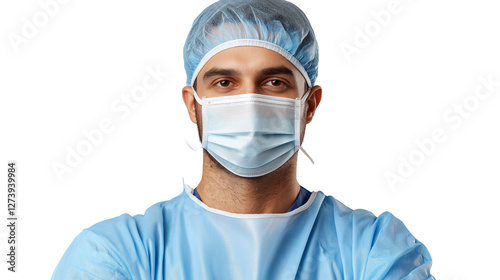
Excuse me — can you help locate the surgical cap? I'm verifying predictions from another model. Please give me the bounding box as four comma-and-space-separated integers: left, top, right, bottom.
183, 0, 319, 87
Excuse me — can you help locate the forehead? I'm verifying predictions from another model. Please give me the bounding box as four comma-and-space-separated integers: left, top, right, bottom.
197, 46, 304, 81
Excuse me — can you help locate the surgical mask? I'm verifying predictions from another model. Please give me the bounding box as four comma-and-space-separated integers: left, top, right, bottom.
192, 88, 313, 177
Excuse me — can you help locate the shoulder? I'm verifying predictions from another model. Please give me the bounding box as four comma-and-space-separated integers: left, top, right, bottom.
51, 228, 131, 279
320, 194, 434, 279
87, 191, 187, 247
52, 191, 189, 280
321, 194, 411, 235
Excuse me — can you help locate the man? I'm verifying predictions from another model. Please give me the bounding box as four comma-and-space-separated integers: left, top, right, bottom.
52, 0, 435, 279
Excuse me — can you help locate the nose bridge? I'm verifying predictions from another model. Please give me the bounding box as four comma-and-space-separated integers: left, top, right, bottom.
240, 74, 261, 94
243, 83, 258, 94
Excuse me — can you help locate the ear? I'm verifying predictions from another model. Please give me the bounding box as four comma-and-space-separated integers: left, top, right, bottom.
182, 86, 198, 124
305, 85, 322, 124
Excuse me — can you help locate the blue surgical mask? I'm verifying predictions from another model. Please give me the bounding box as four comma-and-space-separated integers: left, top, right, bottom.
192, 89, 312, 177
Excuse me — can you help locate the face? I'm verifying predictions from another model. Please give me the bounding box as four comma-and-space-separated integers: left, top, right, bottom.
194, 46, 308, 99
182, 46, 322, 156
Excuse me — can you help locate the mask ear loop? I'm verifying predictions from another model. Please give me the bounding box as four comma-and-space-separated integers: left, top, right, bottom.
300, 147, 315, 164
186, 138, 201, 151
297, 88, 314, 165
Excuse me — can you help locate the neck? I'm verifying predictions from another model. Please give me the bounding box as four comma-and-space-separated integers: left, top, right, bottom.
195, 150, 301, 214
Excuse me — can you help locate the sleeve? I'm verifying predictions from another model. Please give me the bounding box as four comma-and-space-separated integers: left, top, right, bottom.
360, 212, 435, 280
51, 230, 130, 280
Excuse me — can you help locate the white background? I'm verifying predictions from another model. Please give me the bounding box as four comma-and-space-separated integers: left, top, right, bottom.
1, 0, 499, 279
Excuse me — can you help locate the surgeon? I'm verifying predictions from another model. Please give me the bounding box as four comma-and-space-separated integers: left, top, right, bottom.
51, 0, 435, 279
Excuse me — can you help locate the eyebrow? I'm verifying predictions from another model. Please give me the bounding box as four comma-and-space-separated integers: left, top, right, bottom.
202, 68, 240, 81
202, 66, 295, 81
261, 66, 294, 77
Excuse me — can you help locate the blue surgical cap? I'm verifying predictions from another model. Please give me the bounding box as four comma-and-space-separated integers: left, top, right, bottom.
183, 0, 319, 87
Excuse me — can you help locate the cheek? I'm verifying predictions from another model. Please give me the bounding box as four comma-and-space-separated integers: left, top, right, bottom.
299, 105, 308, 141
194, 103, 204, 140
301, 103, 309, 122
194, 103, 202, 123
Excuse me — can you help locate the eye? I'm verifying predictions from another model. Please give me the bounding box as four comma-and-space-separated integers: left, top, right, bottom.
268, 79, 284, 87
263, 79, 288, 91
215, 79, 232, 88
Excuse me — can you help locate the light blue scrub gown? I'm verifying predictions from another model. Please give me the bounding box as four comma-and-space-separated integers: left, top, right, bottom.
51, 185, 434, 279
